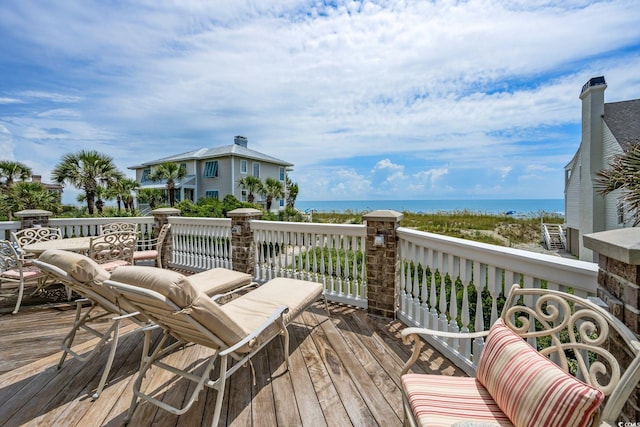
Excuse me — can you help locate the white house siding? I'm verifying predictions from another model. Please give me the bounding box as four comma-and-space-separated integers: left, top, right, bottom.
602, 124, 624, 229
565, 153, 581, 229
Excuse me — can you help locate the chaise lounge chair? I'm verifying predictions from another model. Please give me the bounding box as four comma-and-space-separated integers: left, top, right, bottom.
33, 249, 254, 399
104, 265, 326, 426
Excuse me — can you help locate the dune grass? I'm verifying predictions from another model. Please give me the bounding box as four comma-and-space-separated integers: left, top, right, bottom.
311, 209, 564, 246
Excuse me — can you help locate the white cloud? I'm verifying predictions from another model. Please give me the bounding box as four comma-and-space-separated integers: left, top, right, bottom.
0, 0, 638, 203
0, 125, 15, 159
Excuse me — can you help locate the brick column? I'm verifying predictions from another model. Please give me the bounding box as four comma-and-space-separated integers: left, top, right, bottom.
14, 209, 52, 229
584, 229, 640, 421
227, 208, 262, 275
152, 207, 180, 269
363, 210, 403, 318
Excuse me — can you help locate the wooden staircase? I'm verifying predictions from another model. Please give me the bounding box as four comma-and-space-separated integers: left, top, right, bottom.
542, 223, 566, 250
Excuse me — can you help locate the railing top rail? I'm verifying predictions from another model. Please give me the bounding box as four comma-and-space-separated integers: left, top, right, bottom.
397, 227, 597, 288
251, 220, 366, 236
168, 217, 231, 226
50, 217, 154, 226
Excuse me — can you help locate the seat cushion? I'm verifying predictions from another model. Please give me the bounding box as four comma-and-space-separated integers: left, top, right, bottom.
1, 265, 46, 280
476, 319, 604, 427
187, 268, 252, 296
38, 249, 109, 285
133, 250, 158, 260
99, 259, 131, 271
221, 277, 323, 329
109, 266, 248, 349
401, 374, 513, 427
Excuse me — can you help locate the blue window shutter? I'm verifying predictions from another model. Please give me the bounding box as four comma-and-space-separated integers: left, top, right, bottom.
204, 161, 218, 178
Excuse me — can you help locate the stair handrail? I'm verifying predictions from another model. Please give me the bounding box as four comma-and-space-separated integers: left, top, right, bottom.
558, 224, 567, 249
541, 223, 552, 250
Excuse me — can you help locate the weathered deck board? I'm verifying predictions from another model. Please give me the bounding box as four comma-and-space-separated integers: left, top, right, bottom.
0, 301, 464, 426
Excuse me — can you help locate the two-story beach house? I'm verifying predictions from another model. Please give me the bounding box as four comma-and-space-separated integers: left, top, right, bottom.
129, 136, 293, 211
564, 76, 640, 261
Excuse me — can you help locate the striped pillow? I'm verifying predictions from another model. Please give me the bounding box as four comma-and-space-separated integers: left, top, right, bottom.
476, 319, 604, 427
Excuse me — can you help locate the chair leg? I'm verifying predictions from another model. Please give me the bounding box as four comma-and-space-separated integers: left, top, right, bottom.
92, 318, 121, 399
12, 280, 24, 314
211, 354, 229, 427
58, 301, 89, 369
323, 295, 330, 318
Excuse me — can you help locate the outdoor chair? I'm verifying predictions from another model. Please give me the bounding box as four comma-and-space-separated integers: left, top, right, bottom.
133, 223, 170, 267
400, 284, 640, 427
11, 226, 63, 261
104, 266, 326, 426
0, 240, 48, 314
33, 249, 255, 399
99, 222, 138, 235
88, 231, 138, 271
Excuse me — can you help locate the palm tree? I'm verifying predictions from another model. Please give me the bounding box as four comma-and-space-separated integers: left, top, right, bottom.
52, 150, 123, 215
148, 162, 186, 207
595, 140, 640, 225
108, 177, 139, 213
262, 177, 284, 211
237, 176, 263, 204
0, 161, 32, 190
0, 181, 59, 213
285, 176, 299, 208
137, 188, 166, 209
0, 161, 32, 219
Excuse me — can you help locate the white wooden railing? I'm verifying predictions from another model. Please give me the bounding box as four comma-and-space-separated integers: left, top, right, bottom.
3, 214, 601, 371
0, 217, 155, 240
168, 217, 232, 272
251, 220, 368, 307
50, 217, 155, 238
396, 227, 598, 375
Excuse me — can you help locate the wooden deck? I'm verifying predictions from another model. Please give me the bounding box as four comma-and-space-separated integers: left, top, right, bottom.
0, 301, 463, 426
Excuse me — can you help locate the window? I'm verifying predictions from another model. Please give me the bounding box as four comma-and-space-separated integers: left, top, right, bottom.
617, 202, 625, 225
204, 161, 218, 178
205, 190, 219, 200
180, 163, 187, 174
279, 198, 284, 207
279, 167, 285, 181
252, 162, 260, 178
241, 190, 247, 202
141, 168, 151, 183
240, 160, 247, 174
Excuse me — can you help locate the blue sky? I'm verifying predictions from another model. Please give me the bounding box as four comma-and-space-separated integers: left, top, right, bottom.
1, 0, 640, 205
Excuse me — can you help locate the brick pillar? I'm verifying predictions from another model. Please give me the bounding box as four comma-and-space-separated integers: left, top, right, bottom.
227, 208, 262, 275
584, 229, 640, 421
14, 209, 52, 229
152, 207, 180, 269
363, 210, 403, 318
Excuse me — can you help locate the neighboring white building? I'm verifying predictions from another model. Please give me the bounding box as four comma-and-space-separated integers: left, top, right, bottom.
564, 76, 640, 261
130, 136, 293, 211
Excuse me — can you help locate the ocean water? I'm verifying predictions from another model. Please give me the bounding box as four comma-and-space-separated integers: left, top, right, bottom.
295, 199, 564, 216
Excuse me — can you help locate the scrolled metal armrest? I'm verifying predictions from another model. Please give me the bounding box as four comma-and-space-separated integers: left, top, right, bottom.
400, 327, 490, 375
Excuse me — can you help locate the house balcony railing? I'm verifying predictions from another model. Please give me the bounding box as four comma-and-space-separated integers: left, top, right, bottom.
1, 209, 599, 375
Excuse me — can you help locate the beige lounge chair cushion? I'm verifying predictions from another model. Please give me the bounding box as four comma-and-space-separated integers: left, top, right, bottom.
188, 268, 252, 296
109, 267, 323, 354
109, 266, 248, 349
222, 277, 323, 328
39, 249, 109, 286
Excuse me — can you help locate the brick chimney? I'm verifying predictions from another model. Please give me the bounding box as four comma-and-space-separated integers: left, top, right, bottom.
234, 136, 248, 148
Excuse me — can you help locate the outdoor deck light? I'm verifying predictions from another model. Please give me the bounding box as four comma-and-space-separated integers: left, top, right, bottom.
373, 234, 386, 247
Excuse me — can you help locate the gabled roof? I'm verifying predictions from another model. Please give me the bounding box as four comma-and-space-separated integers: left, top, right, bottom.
128, 144, 293, 169
604, 99, 640, 151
